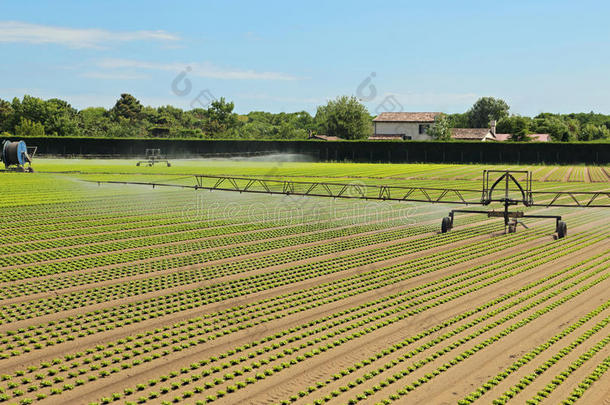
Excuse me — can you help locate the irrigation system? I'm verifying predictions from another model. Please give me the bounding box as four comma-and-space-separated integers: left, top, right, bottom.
94, 170, 610, 238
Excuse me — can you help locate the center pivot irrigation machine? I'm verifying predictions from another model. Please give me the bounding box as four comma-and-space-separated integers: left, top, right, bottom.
136, 149, 171, 167
94, 169, 610, 238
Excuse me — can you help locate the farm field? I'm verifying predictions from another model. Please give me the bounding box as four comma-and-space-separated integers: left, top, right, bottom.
0, 158, 608, 405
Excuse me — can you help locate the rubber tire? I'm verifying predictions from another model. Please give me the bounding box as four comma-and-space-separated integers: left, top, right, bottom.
136, 162, 140, 166
167, 163, 171, 167
508, 224, 516, 234
557, 221, 567, 239
441, 217, 452, 233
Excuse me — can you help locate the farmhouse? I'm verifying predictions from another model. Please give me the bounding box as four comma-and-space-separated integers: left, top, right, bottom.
371, 112, 439, 140
369, 114, 552, 142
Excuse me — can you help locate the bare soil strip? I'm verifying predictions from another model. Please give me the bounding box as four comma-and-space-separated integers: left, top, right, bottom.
540, 167, 558, 182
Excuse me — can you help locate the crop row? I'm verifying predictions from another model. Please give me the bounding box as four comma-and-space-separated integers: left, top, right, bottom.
34, 227, 604, 400
0, 230, 591, 404
0, 194, 371, 245
0, 213, 489, 301
1, 198, 381, 253
587, 166, 609, 182
276, 251, 610, 404
4, 218, 576, 366
568, 167, 585, 182
493, 333, 610, 404
0, 204, 582, 301
0, 188, 322, 237
341, 271, 610, 405
105, 236, 610, 404
0, 213, 408, 267
0, 215, 418, 283
273, 253, 610, 404
0, 220, 502, 340
0, 193, 389, 255
560, 355, 610, 404
459, 312, 610, 403
0, 205, 586, 306
0, 214, 601, 360
1, 191, 390, 247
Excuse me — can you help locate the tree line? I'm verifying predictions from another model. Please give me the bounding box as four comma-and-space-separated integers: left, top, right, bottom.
1, 94, 609, 141
444, 97, 610, 142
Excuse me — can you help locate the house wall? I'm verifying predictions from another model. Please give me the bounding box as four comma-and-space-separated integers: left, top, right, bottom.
483, 133, 494, 142
374, 122, 433, 140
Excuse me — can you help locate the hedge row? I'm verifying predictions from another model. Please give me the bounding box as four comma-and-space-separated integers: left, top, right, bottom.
5, 137, 610, 164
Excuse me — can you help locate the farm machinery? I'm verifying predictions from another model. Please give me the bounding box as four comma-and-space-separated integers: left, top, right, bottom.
1, 139, 36, 172
440, 170, 568, 237
136, 149, 171, 167
93, 169, 610, 238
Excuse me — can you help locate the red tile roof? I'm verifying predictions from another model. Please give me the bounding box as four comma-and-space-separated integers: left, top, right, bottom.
492, 133, 551, 142
373, 112, 439, 123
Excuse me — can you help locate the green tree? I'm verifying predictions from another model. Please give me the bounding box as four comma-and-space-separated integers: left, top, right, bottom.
565, 118, 580, 142
531, 115, 568, 141
106, 117, 140, 138
44, 98, 79, 136
580, 124, 610, 141
0, 99, 14, 133
447, 112, 469, 128
466, 97, 510, 128
14, 117, 45, 136
110, 93, 143, 121
507, 116, 530, 142
315, 96, 371, 140
79, 107, 110, 138
496, 115, 532, 138
205, 97, 239, 137
427, 114, 452, 140
12, 95, 47, 125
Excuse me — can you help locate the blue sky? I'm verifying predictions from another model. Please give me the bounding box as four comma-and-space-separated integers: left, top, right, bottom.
1, 0, 609, 116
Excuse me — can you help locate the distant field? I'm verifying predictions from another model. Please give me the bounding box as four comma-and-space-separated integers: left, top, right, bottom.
0, 159, 608, 405
34, 158, 610, 182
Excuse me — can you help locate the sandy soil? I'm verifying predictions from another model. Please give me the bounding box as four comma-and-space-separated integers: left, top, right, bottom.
0, 176, 608, 405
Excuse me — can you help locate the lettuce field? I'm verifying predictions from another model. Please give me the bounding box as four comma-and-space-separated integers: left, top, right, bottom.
0, 159, 608, 405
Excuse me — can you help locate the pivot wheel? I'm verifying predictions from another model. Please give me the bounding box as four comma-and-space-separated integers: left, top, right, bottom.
507, 221, 517, 234
441, 216, 452, 233
557, 220, 567, 239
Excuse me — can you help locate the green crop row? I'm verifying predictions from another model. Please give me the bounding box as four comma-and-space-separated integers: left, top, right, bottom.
97, 233, 608, 404
559, 355, 610, 404
0, 219, 582, 401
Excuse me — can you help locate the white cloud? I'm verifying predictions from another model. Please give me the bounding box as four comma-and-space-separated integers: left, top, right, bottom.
0, 21, 180, 48
97, 58, 298, 81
